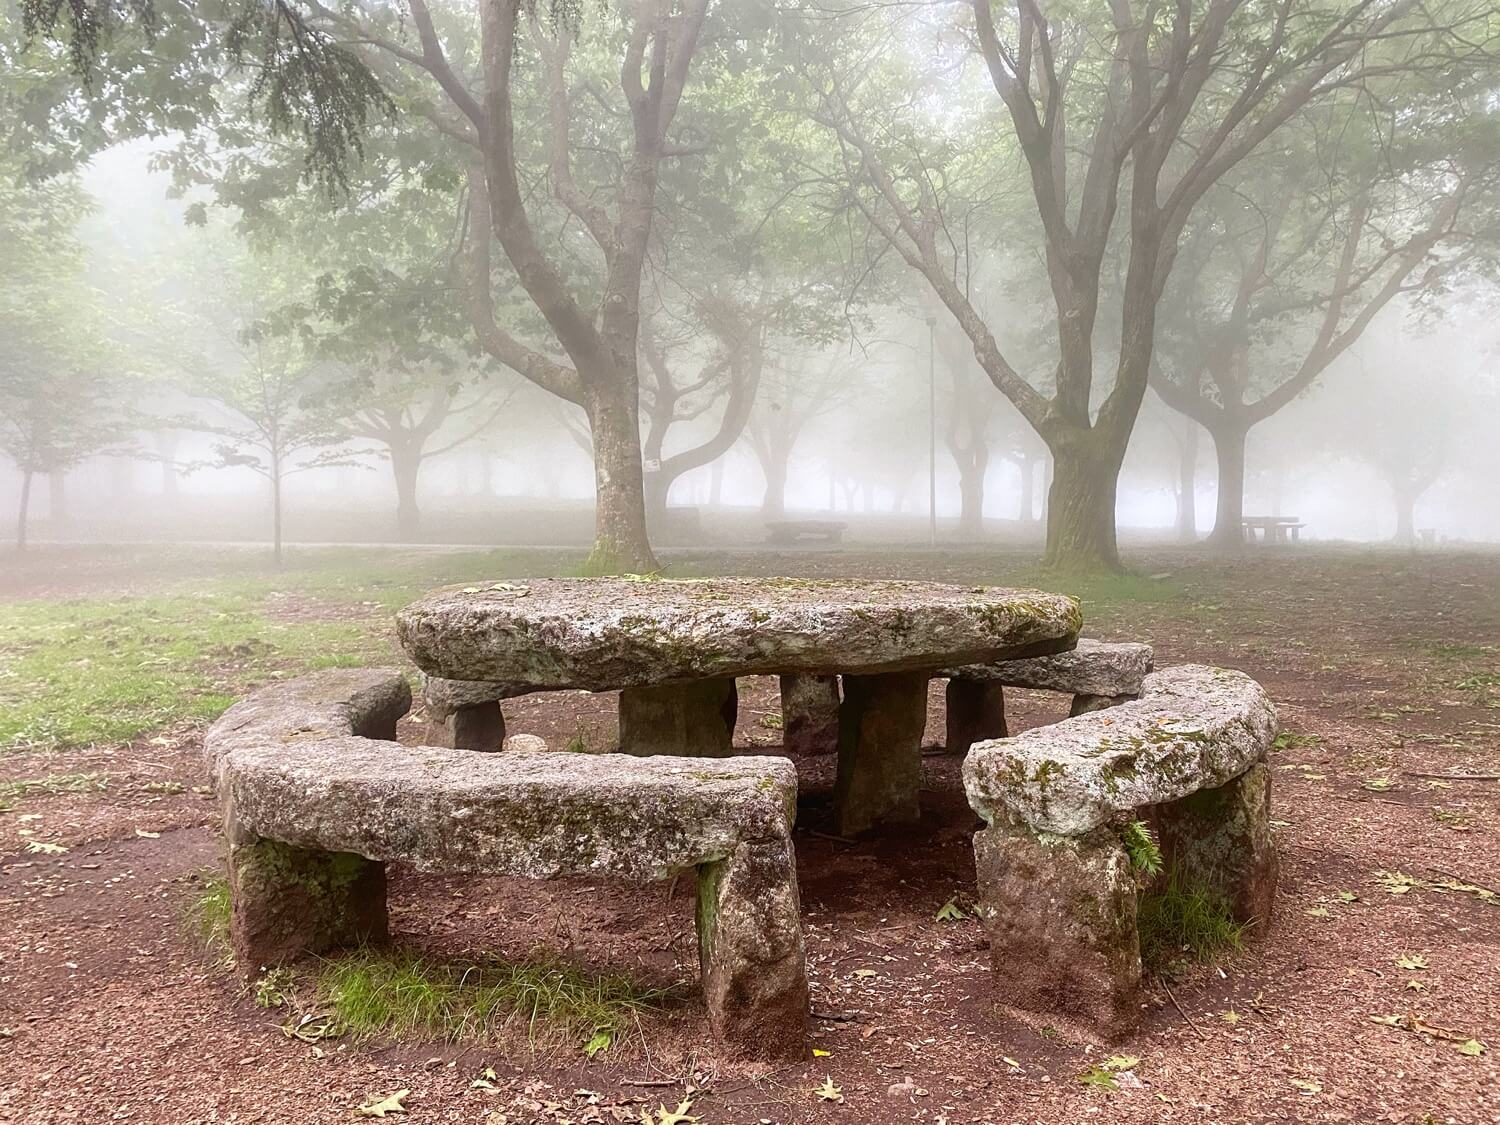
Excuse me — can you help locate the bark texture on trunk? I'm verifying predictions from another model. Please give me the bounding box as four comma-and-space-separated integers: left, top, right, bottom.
584, 381, 658, 573
1043, 442, 1123, 572
1209, 423, 1248, 549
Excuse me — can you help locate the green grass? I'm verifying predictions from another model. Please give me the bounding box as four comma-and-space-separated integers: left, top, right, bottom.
1137, 875, 1248, 973
0, 591, 386, 751
315, 947, 665, 1055
188, 872, 231, 953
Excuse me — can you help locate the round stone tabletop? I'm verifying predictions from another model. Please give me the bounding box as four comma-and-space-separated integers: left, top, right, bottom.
396, 577, 1081, 692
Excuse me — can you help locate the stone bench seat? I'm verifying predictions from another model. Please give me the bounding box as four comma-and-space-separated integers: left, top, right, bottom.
942, 638, 1153, 755
204, 669, 808, 1056
959, 664, 1278, 1039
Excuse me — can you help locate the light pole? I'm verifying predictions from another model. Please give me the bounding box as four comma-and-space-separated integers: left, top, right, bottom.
926, 314, 937, 549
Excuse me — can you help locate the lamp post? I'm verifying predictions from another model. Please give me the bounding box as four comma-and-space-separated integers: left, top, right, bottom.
926, 314, 937, 549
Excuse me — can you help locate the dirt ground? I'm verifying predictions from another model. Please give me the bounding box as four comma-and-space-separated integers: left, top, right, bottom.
2, 545, 1498, 1124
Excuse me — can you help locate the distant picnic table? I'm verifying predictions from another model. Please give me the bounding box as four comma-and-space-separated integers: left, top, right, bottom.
765, 519, 847, 545
1241, 515, 1305, 545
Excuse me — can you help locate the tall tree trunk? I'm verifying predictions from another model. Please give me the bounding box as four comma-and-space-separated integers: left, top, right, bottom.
1043, 439, 1123, 571
583, 381, 658, 572
15, 468, 33, 551
1209, 422, 1249, 549
1176, 421, 1199, 542
155, 432, 180, 497
957, 453, 986, 537
1017, 456, 1036, 525
390, 444, 423, 542
644, 468, 670, 524
759, 449, 788, 519
48, 472, 67, 525
270, 463, 284, 568
1392, 483, 1417, 546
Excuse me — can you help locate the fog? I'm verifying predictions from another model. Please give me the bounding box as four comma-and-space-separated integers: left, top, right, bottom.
5, 2, 1500, 568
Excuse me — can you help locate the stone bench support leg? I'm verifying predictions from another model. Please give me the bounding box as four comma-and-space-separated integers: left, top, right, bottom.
973, 825, 1140, 1040
945, 679, 1006, 755
1069, 693, 1135, 717
779, 674, 841, 755
226, 820, 388, 972
1152, 757, 1278, 924
448, 701, 506, 751
833, 671, 927, 836
696, 837, 808, 1056
619, 678, 738, 757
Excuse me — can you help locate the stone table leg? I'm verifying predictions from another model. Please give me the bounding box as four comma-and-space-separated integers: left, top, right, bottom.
448, 701, 506, 751
973, 825, 1140, 1040
778, 674, 841, 755
833, 671, 928, 836
945, 678, 1006, 755
696, 836, 808, 1056
619, 678, 738, 757
1152, 756, 1278, 924
226, 816, 388, 972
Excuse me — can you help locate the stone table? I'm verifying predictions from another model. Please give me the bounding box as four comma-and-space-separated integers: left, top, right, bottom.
397, 577, 1081, 835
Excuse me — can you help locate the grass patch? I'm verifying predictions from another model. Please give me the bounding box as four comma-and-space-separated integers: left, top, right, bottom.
0, 548, 588, 754
315, 947, 665, 1055
1138, 875, 1248, 973
188, 873, 232, 953
0, 592, 385, 752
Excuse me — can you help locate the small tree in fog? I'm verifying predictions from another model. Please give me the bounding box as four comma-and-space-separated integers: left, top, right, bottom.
0, 174, 131, 549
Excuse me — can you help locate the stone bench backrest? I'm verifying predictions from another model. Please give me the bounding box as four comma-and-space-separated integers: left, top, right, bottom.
945, 638, 1153, 697
205, 669, 798, 883
962, 664, 1276, 837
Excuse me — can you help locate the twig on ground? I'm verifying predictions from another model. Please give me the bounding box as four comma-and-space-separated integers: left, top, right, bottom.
1161, 979, 1207, 1041
812, 1009, 859, 1022
1429, 867, 1500, 896
808, 829, 856, 845
1403, 770, 1500, 782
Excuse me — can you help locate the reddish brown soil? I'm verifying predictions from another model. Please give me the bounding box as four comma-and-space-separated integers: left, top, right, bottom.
2, 547, 1498, 1124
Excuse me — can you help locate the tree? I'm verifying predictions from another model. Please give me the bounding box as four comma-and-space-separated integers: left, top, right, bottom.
744, 350, 859, 517
163, 239, 362, 564
794, 0, 1498, 569
21, 0, 720, 570
0, 172, 131, 549
1151, 93, 1497, 547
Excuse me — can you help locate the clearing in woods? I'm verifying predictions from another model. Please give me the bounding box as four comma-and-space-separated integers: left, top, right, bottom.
1, 544, 1497, 1123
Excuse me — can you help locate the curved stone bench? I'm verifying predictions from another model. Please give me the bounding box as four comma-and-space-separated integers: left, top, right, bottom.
943, 639, 1154, 755
960, 664, 1278, 1039
204, 669, 808, 1056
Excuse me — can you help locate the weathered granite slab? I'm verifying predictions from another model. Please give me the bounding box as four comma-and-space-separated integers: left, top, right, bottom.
203, 667, 411, 786
422, 673, 532, 714
204, 669, 809, 1055
963, 664, 1277, 837
396, 577, 1080, 689
221, 737, 797, 883
946, 638, 1152, 696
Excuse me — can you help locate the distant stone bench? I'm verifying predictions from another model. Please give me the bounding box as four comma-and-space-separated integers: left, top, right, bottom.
203, 669, 809, 1056
942, 638, 1153, 755
765, 519, 846, 545
961, 664, 1278, 1039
